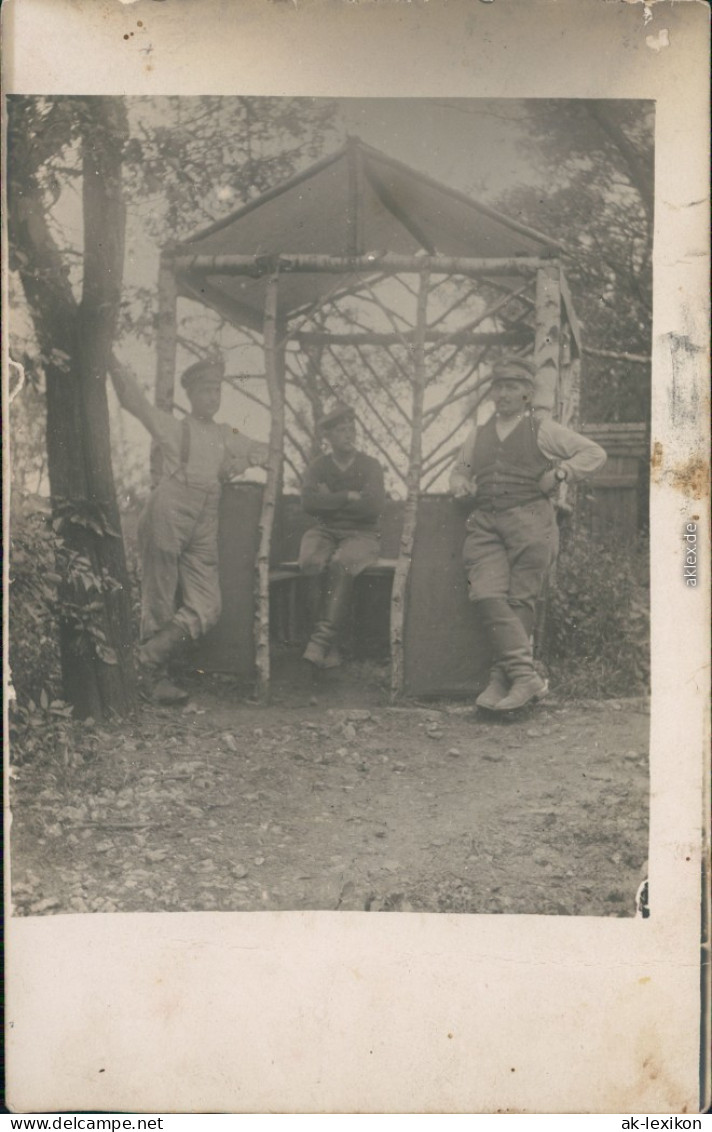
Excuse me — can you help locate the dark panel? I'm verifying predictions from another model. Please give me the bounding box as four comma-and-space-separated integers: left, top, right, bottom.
190, 483, 262, 676
403, 495, 489, 697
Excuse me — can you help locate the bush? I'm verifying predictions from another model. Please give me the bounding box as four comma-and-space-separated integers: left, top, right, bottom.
8, 497, 63, 706
544, 527, 650, 699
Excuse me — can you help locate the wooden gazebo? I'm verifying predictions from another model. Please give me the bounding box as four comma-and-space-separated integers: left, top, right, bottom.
154, 138, 582, 700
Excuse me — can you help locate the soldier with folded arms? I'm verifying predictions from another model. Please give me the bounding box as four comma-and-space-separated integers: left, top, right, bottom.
299, 403, 386, 670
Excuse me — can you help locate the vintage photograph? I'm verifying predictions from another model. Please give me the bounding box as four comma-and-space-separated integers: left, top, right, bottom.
7, 95, 652, 920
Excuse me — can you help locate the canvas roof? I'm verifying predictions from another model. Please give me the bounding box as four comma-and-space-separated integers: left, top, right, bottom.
174, 138, 562, 333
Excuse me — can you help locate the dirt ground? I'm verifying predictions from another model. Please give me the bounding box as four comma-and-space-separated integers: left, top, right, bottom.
10, 655, 650, 919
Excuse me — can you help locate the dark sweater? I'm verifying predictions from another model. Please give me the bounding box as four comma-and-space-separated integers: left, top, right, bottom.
301, 452, 386, 531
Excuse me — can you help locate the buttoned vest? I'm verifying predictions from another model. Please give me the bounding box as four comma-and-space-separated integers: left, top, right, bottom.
471, 413, 552, 511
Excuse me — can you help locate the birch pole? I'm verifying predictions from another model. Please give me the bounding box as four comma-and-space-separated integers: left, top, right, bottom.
152, 251, 178, 485
532, 262, 561, 417
254, 275, 285, 703
390, 271, 429, 701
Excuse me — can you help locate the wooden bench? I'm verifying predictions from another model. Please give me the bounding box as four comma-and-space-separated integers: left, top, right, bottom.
268, 559, 398, 647
269, 559, 398, 582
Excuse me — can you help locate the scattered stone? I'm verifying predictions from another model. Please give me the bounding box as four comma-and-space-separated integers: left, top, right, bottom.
482, 751, 504, 762
427, 730, 445, 741
346, 710, 372, 723
526, 728, 543, 739
221, 732, 239, 752
623, 749, 639, 761
29, 897, 61, 914
342, 724, 357, 741
59, 805, 86, 822
254, 856, 265, 866
447, 748, 461, 758
232, 864, 249, 879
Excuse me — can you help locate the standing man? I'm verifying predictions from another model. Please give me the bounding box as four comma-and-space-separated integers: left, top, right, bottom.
450, 355, 606, 712
109, 356, 269, 702
299, 403, 386, 668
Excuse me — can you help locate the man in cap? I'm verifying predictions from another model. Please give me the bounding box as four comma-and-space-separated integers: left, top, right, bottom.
450, 355, 606, 712
299, 403, 386, 668
109, 355, 268, 702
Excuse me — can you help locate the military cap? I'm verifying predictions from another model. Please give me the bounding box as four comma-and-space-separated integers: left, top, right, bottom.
489, 355, 538, 386
317, 402, 355, 432
180, 358, 225, 392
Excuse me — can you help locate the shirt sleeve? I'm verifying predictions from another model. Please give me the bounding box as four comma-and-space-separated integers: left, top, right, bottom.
537, 418, 607, 482
109, 357, 181, 448
142, 405, 182, 454
301, 460, 350, 514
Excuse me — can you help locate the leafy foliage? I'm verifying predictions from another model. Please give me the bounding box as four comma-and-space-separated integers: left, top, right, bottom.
544, 528, 650, 699
124, 96, 339, 241
493, 100, 653, 424
8, 695, 75, 768
9, 500, 63, 705
9, 498, 127, 714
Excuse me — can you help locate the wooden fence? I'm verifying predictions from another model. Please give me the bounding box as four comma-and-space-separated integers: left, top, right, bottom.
580, 422, 648, 537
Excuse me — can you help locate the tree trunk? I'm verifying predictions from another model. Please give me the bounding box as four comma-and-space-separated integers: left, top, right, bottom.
8, 96, 137, 719
76, 97, 136, 716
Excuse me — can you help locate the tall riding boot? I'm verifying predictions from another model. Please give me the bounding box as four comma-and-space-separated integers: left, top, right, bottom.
303, 564, 354, 667
511, 601, 535, 646
475, 598, 546, 711
138, 620, 188, 668
137, 621, 190, 704
475, 663, 510, 710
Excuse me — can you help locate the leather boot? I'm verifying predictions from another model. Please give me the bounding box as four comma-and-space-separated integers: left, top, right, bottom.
475, 665, 510, 710
138, 621, 188, 669
475, 598, 535, 684
474, 598, 546, 710
511, 601, 535, 645
136, 665, 189, 706
494, 673, 548, 712
492, 600, 547, 710
303, 564, 353, 667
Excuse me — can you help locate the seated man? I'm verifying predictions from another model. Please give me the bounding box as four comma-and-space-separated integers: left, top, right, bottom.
109, 355, 268, 702
299, 403, 386, 668
450, 355, 606, 712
